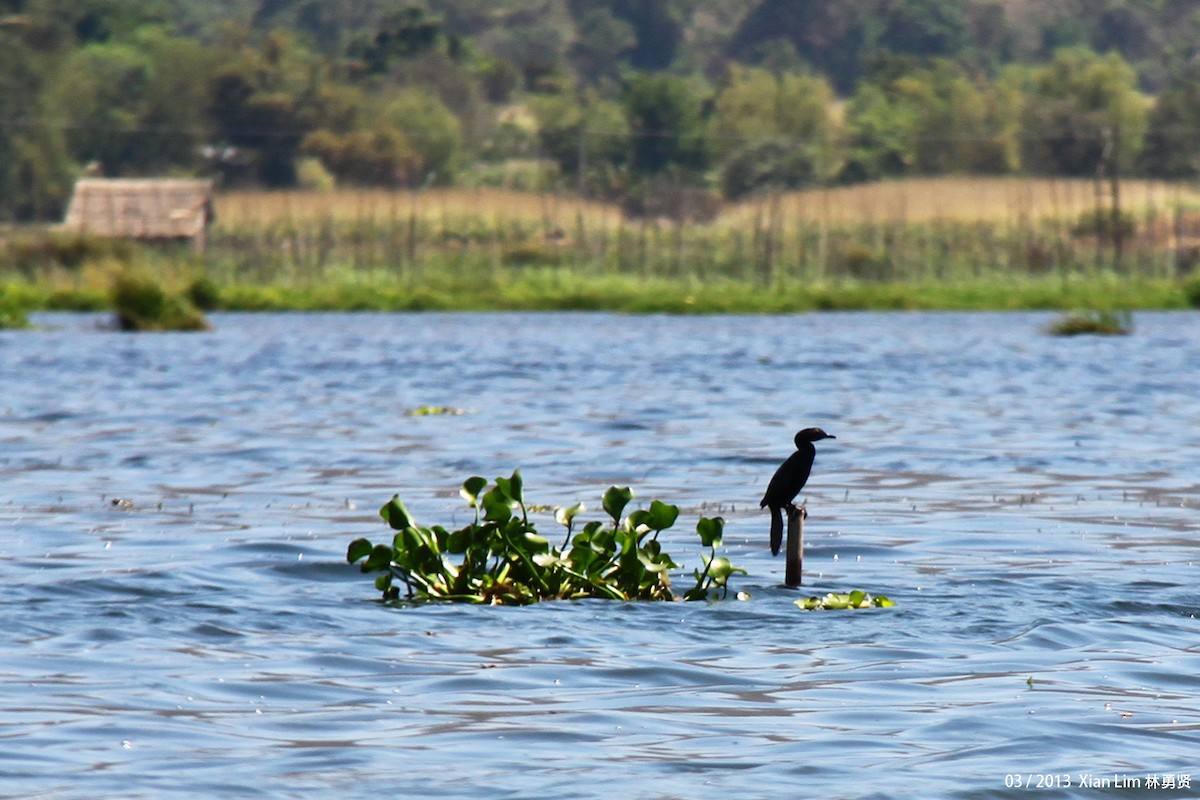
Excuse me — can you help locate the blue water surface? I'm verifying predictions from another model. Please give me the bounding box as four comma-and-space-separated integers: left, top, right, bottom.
1, 311, 1198, 799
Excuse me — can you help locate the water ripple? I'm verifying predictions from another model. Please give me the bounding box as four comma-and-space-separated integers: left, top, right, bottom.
3, 311, 1200, 797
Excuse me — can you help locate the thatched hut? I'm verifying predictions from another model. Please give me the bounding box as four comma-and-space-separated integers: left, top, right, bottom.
63, 178, 214, 252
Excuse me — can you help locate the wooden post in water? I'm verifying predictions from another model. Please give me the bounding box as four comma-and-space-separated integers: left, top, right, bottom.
785, 505, 806, 588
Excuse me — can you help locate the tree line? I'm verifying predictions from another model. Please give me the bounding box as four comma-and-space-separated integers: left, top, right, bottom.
4, 0, 1200, 221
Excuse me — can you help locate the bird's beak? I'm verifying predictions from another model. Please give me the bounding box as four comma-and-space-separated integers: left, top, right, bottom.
827, 434, 837, 439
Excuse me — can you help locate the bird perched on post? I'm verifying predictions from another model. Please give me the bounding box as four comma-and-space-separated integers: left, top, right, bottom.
761, 428, 836, 556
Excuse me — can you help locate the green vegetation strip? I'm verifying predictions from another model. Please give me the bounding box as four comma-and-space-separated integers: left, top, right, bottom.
4, 273, 1196, 316
0, 287, 30, 329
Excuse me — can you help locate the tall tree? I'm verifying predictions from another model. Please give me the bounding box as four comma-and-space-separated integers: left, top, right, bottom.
0, 11, 74, 219
567, 7, 635, 88
877, 0, 970, 59
1140, 67, 1200, 177
729, 1, 876, 94
382, 88, 463, 185
840, 58, 1021, 181
207, 32, 321, 186
346, 6, 445, 74
710, 66, 838, 196
1019, 47, 1147, 176
710, 66, 836, 159
610, 0, 681, 71
622, 73, 707, 176
529, 91, 630, 194
44, 30, 216, 175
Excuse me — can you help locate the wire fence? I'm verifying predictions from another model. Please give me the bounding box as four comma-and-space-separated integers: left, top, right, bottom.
193, 178, 1200, 287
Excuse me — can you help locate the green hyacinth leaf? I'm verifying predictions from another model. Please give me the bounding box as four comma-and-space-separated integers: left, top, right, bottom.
362, 543, 394, 572
555, 502, 585, 527
696, 516, 724, 547
482, 486, 515, 522
346, 538, 373, 564
379, 495, 413, 531
460, 476, 487, 506
646, 499, 679, 531
602, 486, 633, 523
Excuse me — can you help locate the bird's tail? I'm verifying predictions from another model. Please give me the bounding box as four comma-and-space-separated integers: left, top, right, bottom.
769, 505, 783, 556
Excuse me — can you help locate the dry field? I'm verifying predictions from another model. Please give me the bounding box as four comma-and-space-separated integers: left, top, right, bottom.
214, 187, 621, 231
214, 177, 1200, 232
723, 177, 1200, 227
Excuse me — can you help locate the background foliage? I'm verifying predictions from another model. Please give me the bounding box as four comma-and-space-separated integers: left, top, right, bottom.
3, 0, 1200, 221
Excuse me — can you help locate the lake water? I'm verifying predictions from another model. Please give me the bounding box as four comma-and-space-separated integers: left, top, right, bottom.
2, 311, 1198, 799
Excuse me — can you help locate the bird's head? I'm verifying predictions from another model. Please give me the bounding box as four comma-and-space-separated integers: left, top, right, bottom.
795, 427, 836, 446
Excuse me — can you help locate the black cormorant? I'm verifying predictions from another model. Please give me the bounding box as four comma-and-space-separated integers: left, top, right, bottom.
761, 427, 836, 556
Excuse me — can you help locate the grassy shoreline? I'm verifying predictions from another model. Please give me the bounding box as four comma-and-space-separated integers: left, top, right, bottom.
3, 270, 1196, 317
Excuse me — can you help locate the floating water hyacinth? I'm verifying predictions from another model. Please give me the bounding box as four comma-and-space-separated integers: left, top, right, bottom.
111, 273, 209, 332
795, 590, 895, 611
348, 470, 745, 605
405, 405, 467, 416
1047, 310, 1133, 336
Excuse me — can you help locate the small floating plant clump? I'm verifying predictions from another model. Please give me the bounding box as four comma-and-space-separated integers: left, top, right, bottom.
111, 273, 209, 332
795, 590, 895, 611
405, 406, 467, 416
347, 471, 745, 605
1047, 309, 1132, 336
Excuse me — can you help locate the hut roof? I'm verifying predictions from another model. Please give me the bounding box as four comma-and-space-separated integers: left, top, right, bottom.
63, 178, 213, 239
